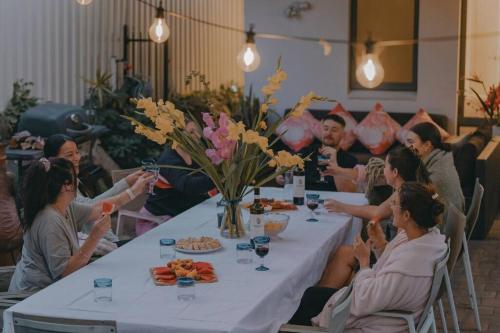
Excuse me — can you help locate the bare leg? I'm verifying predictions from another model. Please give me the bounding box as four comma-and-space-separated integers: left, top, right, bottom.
317, 245, 357, 289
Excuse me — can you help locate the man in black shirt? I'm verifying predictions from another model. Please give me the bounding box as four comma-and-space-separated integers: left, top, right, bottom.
302, 114, 357, 191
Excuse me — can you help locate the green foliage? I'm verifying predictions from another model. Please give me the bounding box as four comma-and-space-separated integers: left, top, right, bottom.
82, 70, 163, 168
2, 80, 39, 135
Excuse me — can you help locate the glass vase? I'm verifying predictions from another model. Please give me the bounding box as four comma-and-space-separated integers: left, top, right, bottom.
220, 199, 245, 239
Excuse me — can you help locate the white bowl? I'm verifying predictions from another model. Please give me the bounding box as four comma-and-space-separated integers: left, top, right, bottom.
263, 213, 290, 237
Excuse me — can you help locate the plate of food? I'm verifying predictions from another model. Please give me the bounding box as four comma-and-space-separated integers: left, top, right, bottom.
174, 236, 223, 254
150, 259, 217, 286
242, 198, 297, 211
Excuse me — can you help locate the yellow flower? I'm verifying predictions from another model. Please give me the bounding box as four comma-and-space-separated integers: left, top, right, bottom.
268, 98, 278, 105
269, 150, 304, 169
242, 130, 268, 152
266, 149, 274, 157
155, 114, 174, 135
268, 159, 277, 167
137, 97, 159, 122
134, 123, 166, 145
260, 103, 269, 114
160, 101, 185, 129
227, 121, 246, 141
172, 140, 179, 150
289, 91, 320, 118
261, 69, 288, 96
259, 121, 267, 130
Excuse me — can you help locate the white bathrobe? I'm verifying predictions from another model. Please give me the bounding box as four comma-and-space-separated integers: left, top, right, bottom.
312, 228, 446, 333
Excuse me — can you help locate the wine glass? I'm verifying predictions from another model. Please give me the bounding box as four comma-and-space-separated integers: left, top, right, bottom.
141, 159, 160, 195
253, 236, 270, 271
317, 154, 329, 183
306, 193, 320, 222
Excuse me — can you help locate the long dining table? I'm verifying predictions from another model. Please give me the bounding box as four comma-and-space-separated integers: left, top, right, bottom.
3, 188, 367, 333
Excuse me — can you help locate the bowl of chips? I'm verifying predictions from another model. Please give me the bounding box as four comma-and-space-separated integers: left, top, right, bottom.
263, 213, 290, 238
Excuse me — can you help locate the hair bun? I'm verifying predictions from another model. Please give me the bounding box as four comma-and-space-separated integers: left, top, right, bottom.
431, 199, 445, 218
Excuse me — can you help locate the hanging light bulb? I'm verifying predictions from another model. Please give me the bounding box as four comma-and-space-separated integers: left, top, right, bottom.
355, 37, 385, 89
237, 24, 261, 72
148, 1, 170, 43
75, 0, 93, 5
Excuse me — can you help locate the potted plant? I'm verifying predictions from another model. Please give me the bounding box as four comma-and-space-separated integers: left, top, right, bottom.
467, 76, 500, 136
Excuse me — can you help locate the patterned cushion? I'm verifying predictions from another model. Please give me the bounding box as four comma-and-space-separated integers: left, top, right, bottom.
276, 110, 321, 152
354, 103, 401, 155
396, 108, 450, 143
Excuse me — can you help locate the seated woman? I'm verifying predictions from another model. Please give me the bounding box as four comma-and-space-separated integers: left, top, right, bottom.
406, 122, 464, 212
319, 146, 429, 288
290, 182, 447, 332
44, 134, 151, 244
136, 120, 215, 236
9, 158, 113, 292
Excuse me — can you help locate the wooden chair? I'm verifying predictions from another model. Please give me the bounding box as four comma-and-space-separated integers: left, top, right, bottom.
12, 312, 116, 333
111, 168, 165, 238
278, 282, 354, 333
372, 244, 450, 333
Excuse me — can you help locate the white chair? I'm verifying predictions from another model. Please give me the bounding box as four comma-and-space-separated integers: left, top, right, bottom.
459, 178, 484, 331
278, 282, 354, 333
12, 312, 116, 333
111, 168, 166, 238
372, 244, 450, 333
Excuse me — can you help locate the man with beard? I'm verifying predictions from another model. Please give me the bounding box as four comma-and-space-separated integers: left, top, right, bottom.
302, 114, 358, 192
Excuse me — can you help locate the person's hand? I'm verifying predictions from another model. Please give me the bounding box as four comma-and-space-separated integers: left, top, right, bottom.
125, 169, 145, 186
367, 221, 386, 249
276, 174, 285, 186
353, 234, 371, 268
324, 199, 345, 213
90, 214, 111, 239
130, 173, 155, 196
321, 162, 341, 177
319, 146, 337, 164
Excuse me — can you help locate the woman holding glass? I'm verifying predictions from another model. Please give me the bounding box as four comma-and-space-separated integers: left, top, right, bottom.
9, 158, 114, 292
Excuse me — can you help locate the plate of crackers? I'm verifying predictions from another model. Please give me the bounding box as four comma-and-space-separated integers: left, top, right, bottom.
174, 236, 223, 254
150, 259, 217, 286
242, 198, 297, 211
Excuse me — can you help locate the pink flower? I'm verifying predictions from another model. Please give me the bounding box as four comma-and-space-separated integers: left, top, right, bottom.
203, 127, 214, 140
219, 141, 236, 159
202, 113, 215, 128
206, 149, 223, 165
218, 112, 230, 129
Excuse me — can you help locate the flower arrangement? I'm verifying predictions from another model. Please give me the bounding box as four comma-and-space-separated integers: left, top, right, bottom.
127, 64, 328, 238
467, 75, 500, 126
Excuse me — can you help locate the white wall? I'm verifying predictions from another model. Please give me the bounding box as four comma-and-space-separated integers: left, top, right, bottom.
244, 0, 461, 133
0, 0, 244, 109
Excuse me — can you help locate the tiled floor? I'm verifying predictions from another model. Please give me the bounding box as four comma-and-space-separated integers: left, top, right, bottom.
437, 215, 500, 333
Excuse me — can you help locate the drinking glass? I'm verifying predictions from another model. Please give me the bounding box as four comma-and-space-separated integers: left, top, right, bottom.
283, 170, 293, 202
176, 277, 195, 301
216, 200, 225, 228
317, 154, 329, 183
94, 278, 112, 303
141, 159, 160, 195
306, 193, 320, 222
236, 243, 253, 264
160, 238, 176, 260
254, 236, 270, 271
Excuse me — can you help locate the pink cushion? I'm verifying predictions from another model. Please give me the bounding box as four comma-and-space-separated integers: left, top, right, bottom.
354, 103, 401, 155
276, 110, 321, 152
329, 103, 358, 150
396, 108, 450, 143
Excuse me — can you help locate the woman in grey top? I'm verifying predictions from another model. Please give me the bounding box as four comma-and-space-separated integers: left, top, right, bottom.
9, 158, 113, 292
44, 134, 150, 243
406, 122, 465, 212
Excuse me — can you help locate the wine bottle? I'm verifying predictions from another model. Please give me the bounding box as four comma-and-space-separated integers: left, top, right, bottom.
293, 167, 305, 205
249, 187, 265, 239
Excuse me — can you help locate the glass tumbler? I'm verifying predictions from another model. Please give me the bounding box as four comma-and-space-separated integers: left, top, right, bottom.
94, 278, 112, 303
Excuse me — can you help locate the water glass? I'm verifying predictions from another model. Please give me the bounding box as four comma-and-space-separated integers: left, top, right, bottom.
141, 159, 160, 195
216, 200, 225, 228
94, 278, 112, 303
177, 277, 195, 301
236, 243, 253, 264
160, 239, 176, 259
283, 170, 293, 201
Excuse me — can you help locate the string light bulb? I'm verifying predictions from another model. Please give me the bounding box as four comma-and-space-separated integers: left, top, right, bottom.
355, 37, 385, 89
237, 24, 261, 72
75, 0, 93, 5
148, 1, 170, 43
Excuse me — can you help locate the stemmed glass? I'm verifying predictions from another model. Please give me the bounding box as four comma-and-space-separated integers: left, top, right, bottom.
317, 154, 329, 183
253, 236, 270, 271
306, 193, 320, 222
141, 159, 160, 195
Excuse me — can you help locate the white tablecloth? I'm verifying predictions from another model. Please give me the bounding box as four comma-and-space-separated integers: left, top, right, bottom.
3, 189, 367, 333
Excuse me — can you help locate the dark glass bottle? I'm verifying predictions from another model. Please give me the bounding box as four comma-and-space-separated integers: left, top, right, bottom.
293, 167, 305, 205
249, 187, 265, 238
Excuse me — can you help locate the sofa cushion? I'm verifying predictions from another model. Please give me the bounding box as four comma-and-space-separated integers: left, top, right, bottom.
353, 103, 402, 155
276, 110, 321, 152
396, 108, 450, 143
329, 103, 358, 150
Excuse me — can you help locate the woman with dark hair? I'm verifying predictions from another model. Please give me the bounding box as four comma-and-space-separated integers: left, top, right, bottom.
319, 146, 430, 288
44, 134, 151, 243
290, 182, 447, 332
406, 122, 464, 211
9, 158, 113, 292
